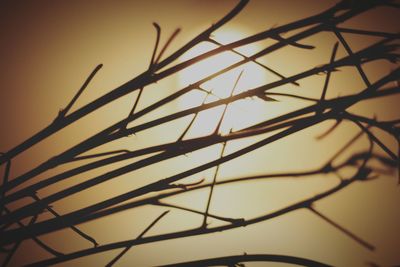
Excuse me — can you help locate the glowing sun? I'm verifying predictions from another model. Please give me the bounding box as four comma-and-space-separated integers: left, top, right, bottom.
178, 29, 268, 137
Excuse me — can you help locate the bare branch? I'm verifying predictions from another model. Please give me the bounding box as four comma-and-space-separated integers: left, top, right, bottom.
208, 38, 300, 86
202, 141, 227, 228
105, 210, 169, 267
1, 2, 398, 265
319, 42, 339, 104
154, 200, 243, 224
350, 118, 397, 160
0, 156, 11, 214
31, 193, 98, 247
159, 253, 330, 267
55, 64, 103, 122
309, 206, 375, 251
332, 28, 371, 87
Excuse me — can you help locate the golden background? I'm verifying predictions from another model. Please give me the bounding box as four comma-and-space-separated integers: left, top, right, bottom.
0, 0, 399, 266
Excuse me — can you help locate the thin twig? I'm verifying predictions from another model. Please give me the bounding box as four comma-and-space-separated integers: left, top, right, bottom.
69, 150, 131, 162
334, 27, 400, 39
320, 42, 339, 103
177, 88, 215, 142
154, 200, 243, 224
202, 141, 227, 228
350, 118, 397, 160
271, 33, 315, 50
1, 214, 37, 267
105, 210, 169, 267
154, 28, 181, 65
149, 23, 162, 68
3, 207, 64, 258
316, 119, 342, 140
325, 125, 371, 165
31, 194, 98, 247
208, 38, 300, 86
309, 206, 375, 251
214, 70, 244, 135
201, 71, 243, 226
332, 28, 371, 87
159, 253, 330, 267
56, 64, 103, 121
120, 23, 162, 132
0, 156, 11, 214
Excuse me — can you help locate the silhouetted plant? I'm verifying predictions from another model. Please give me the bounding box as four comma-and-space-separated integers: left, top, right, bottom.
1, 0, 399, 266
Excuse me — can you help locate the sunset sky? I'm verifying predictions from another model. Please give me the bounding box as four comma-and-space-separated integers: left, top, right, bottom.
0, 1, 399, 266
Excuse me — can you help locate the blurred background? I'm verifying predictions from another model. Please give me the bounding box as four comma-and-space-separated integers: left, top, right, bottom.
0, 0, 399, 266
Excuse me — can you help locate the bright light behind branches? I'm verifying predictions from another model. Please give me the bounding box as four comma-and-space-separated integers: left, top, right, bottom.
178, 29, 268, 136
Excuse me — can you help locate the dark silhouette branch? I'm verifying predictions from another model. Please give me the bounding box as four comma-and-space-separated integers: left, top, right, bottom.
1, 213, 38, 267
0, 156, 11, 214
319, 42, 339, 104
31, 194, 98, 247
0, 0, 250, 165
208, 38, 300, 86
333, 27, 400, 39
158, 253, 331, 267
26, 162, 375, 266
105, 210, 169, 267
149, 22, 162, 68
55, 64, 103, 121
309, 206, 375, 251
350, 117, 397, 160
2, 75, 399, 229
332, 29, 371, 87
0, 104, 385, 245
153, 200, 243, 225
4, 83, 397, 207
0, 0, 384, 170
67, 150, 393, 236
3, 207, 64, 260
1, 1, 398, 265
1, 4, 394, 197
69, 149, 131, 162
202, 141, 227, 228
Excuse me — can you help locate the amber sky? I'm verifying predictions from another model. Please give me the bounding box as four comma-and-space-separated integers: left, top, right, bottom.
0, 1, 399, 266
